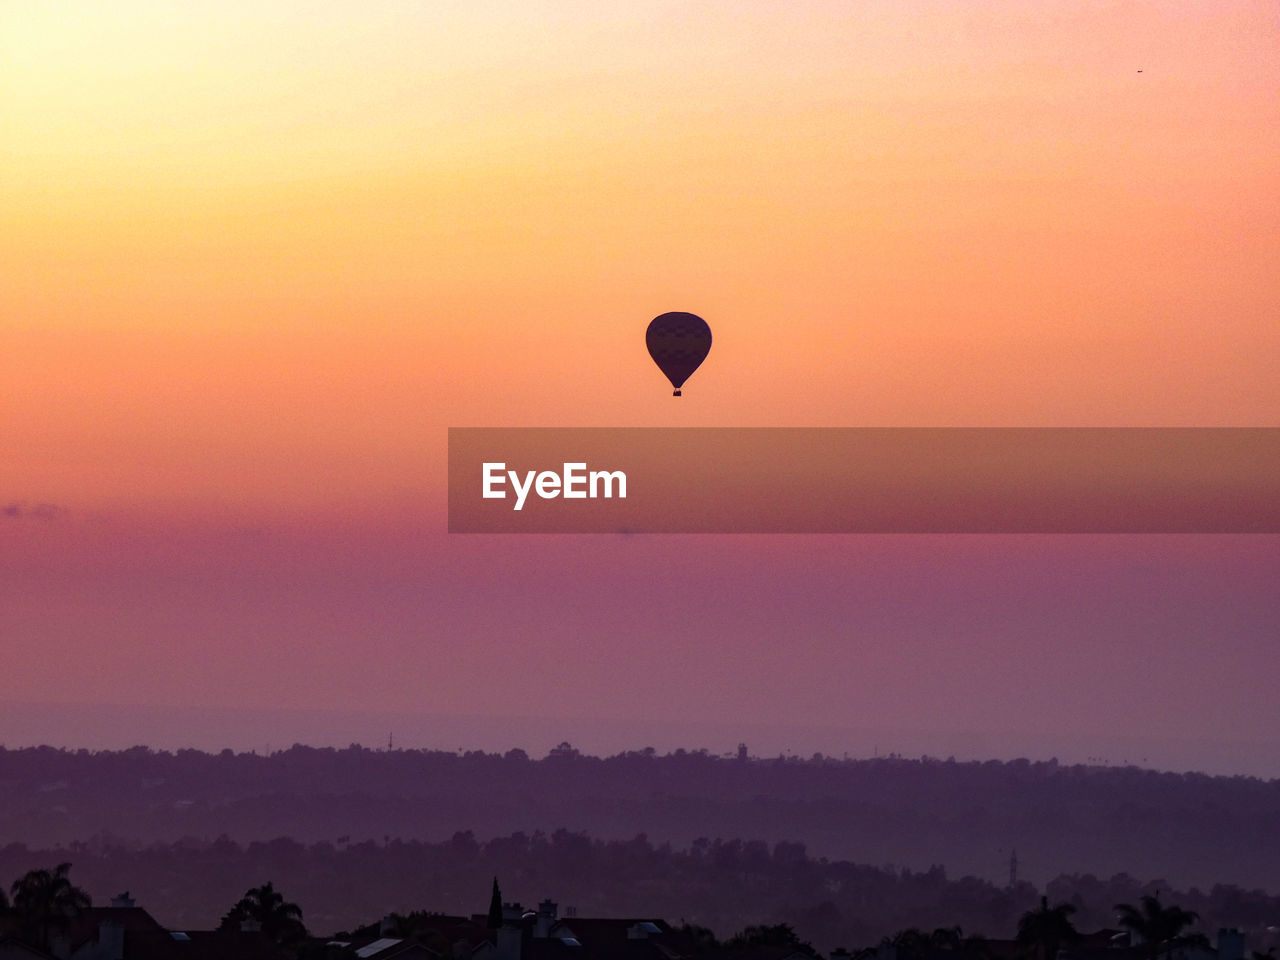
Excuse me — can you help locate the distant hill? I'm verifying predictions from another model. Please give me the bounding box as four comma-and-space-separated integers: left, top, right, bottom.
3, 743, 1279, 891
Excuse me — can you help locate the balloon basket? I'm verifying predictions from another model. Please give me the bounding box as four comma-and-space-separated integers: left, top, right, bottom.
673, 389, 681, 397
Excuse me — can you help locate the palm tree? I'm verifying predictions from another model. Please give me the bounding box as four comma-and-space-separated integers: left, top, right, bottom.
1114, 893, 1209, 960
1017, 896, 1080, 960
223, 881, 306, 943
9, 862, 92, 952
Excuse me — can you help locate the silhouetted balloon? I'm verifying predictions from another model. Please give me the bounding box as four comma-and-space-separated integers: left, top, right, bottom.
646, 312, 712, 397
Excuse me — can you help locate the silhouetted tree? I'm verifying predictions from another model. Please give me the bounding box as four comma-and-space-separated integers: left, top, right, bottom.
9, 862, 91, 952
883, 928, 931, 960
221, 881, 306, 944
730, 923, 819, 957
931, 927, 966, 951
882, 928, 984, 960
1017, 896, 1079, 960
679, 923, 720, 953
1115, 893, 1209, 960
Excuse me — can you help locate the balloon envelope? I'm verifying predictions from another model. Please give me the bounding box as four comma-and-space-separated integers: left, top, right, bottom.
646, 312, 712, 395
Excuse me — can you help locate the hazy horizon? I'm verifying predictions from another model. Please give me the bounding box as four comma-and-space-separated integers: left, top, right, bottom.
6, 522, 1278, 780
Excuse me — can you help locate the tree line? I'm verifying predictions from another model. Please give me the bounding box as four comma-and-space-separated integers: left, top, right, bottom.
0, 860, 1254, 960
0, 833, 1275, 954
3, 744, 1278, 890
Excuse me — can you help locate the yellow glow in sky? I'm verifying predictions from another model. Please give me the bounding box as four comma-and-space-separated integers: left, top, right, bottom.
3, 0, 1278, 515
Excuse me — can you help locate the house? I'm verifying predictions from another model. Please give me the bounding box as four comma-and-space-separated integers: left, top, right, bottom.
0, 892, 293, 960
325, 935, 441, 959
470, 899, 700, 960
327, 911, 501, 960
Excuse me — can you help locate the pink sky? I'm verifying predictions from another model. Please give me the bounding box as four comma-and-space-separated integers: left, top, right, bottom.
4, 514, 1278, 775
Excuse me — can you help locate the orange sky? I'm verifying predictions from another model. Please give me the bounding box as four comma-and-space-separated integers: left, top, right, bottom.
2, 2, 1279, 772
5, 0, 1278, 517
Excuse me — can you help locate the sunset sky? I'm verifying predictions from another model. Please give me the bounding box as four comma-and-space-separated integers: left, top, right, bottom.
3, 1, 1278, 774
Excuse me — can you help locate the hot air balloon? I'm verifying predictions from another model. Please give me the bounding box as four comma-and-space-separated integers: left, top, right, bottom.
646, 311, 712, 396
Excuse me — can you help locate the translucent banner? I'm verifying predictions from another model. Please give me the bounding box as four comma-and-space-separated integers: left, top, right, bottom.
448, 428, 1280, 533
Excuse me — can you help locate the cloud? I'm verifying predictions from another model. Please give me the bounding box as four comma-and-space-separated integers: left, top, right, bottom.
2, 501, 66, 520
